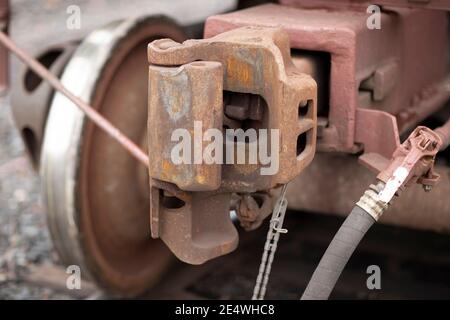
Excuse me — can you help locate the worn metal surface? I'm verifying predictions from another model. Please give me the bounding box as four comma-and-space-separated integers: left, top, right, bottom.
238, 192, 274, 231
40, 17, 186, 296
148, 26, 317, 264
151, 189, 238, 265
204, 3, 449, 154
149, 27, 317, 190
149, 61, 224, 191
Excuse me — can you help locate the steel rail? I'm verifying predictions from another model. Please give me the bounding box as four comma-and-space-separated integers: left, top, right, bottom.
0, 30, 149, 167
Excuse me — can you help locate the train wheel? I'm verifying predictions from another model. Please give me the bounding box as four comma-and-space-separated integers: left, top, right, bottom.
40, 16, 186, 297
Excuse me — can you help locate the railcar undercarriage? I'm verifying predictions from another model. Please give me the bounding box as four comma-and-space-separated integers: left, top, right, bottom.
1, 0, 450, 301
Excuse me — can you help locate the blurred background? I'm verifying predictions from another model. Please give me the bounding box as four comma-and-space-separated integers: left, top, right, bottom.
0, 95, 74, 299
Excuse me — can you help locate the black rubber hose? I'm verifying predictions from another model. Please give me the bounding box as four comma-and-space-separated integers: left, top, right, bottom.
301, 205, 376, 300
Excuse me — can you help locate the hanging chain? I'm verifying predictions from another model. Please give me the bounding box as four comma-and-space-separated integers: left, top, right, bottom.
252, 183, 289, 300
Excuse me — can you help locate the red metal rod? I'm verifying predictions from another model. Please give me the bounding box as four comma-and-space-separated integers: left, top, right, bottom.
0, 30, 149, 167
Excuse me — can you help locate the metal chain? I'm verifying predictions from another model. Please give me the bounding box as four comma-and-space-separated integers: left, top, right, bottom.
252, 184, 289, 300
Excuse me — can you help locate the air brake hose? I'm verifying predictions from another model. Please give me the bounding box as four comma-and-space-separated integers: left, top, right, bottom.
301, 122, 449, 300
301, 182, 388, 300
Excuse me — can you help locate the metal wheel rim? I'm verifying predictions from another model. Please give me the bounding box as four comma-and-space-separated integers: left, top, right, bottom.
41, 16, 186, 296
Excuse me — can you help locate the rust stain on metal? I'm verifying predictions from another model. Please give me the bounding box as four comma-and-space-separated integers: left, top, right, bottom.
149, 26, 317, 190
226, 55, 253, 87
238, 192, 274, 231
149, 61, 223, 191
148, 26, 317, 264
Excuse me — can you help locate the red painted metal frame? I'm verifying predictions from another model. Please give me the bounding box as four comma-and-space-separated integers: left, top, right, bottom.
204, 3, 449, 157
281, 0, 450, 11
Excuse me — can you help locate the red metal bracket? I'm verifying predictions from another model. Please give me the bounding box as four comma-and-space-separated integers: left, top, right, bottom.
377, 126, 442, 202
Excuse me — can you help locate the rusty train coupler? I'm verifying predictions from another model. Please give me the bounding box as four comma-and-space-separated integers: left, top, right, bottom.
147, 26, 317, 264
